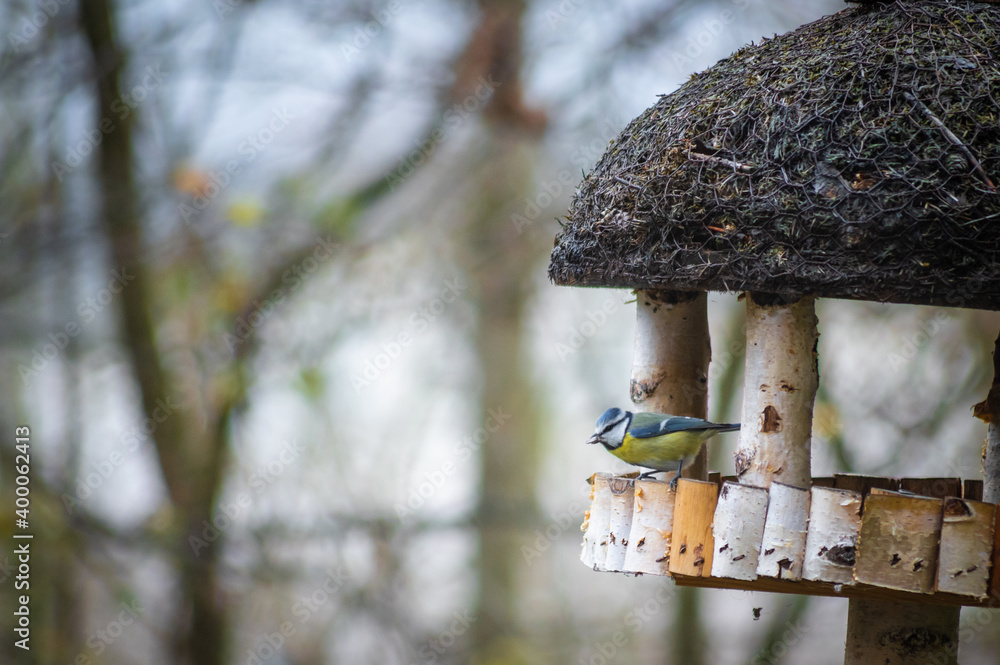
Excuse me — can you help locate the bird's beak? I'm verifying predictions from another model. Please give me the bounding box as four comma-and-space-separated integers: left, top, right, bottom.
586, 433, 602, 445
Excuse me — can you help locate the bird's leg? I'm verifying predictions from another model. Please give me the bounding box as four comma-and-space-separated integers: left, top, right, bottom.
637, 469, 664, 480
669, 460, 684, 491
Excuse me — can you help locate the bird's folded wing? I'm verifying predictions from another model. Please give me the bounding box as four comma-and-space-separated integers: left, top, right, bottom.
628, 414, 715, 438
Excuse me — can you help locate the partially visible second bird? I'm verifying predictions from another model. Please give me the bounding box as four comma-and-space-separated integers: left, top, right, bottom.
586, 408, 740, 489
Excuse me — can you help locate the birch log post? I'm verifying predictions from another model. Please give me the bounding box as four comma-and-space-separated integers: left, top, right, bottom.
581, 473, 613, 571
974, 330, 1000, 503
935, 497, 995, 600
853, 490, 942, 594
844, 600, 959, 665
985, 423, 1000, 504
802, 486, 861, 585
848, 328, 1000, 665
623, 479, 675, 574
757, 482, 810, 581
734, 294, 817, 489
992, 509, 1000, 599
632, 289, 710, 665
711, 482, 768, 580
974, 330, 1000, 599
631, 290, 711, 481
605, 476, 636, 572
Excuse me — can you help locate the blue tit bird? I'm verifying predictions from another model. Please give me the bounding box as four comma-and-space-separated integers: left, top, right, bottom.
586, 408, 740, 489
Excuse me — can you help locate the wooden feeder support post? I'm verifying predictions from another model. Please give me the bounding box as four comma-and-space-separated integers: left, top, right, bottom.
985, 421, 1000, 504
631, 289, 711, 665
844, 600, 959, 665
845, 319, 994, 665
974, 330, 1000, 503
631, 290, 711, 481
734, 294, 817, 489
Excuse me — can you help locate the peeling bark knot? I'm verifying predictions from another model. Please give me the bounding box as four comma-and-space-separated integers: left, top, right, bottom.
880, 629, 956, 656
943, 499, 972, 519
936, 496, 993, 598
820, 543, 856, 567
608, 477, 633, 495
630, 376, 662, 403
760, 405, 782, 433
734, 446, 755, 477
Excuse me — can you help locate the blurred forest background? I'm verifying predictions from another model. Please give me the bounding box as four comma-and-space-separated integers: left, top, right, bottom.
2, 0, 1000, 663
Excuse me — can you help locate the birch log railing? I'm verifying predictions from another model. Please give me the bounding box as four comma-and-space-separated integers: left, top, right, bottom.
580, 472, 1000, 609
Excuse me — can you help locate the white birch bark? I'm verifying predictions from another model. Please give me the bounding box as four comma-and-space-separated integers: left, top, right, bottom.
623, 479, 675, 575
985, 423, 1000, 503
605, 476, 635, 572
734, 295, 817, 489
757, 482, 810, 581
802, 486, 861, 585
935, 497, 994, 599
632, 290, 711, 480
581, 473, 613, 571
710, 481, 768, 580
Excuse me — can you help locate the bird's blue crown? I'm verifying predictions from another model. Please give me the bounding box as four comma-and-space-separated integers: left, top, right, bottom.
596, 407, 627, 428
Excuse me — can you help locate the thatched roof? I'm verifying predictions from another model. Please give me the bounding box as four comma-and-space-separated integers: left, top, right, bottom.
549, 0, 1000, 309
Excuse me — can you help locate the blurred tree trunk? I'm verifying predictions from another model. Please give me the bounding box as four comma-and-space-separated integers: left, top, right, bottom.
672, 589, 706, 665
51, 291, 85, 665
467, 136, 541, 663
78, 1, 230, 663
455, 1, 547, 661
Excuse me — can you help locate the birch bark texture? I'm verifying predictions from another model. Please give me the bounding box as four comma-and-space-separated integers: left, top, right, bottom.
605, 477, 636, 572
580, 473, 612, 571
846, 494, 960, 664
853, 491, 942, 594
974, 331, 1000, 503
935, 497, 995, 599
985, 423, 1000, 503
802, 486, 861, 585
734, 294, 818, 489
631, 290, 711, 481
711, 481, 768, 580
757, 482, 810, 581
623, 479, 675, 574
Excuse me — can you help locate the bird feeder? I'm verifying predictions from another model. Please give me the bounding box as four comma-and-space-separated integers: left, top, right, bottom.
550, 2, 1000, 663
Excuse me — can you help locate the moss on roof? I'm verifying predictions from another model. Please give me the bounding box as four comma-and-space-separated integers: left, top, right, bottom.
549, 0, 1000, 309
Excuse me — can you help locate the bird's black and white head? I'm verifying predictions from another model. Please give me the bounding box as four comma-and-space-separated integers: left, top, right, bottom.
586, 407, 632, 450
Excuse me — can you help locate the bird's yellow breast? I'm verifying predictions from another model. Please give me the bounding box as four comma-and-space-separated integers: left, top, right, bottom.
610, 430, 713, 470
